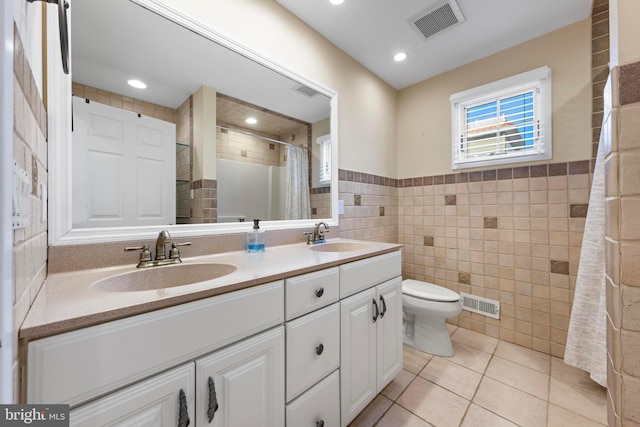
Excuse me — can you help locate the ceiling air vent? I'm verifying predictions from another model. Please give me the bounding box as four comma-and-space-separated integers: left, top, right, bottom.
293, 84, 319, 98
409, 0, 466, 41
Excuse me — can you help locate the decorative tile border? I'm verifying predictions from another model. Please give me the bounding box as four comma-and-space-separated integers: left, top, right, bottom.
620, 61, 640, 106
14, 25, 47, 137
339, 160, 592, 189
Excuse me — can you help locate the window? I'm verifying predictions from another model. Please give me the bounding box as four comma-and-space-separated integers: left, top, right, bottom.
450, 66, 551, 169
316, 134, 331, 185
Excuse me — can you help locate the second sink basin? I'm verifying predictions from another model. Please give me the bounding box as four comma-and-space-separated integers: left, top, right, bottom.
92, 263, 237, 292
310, 242, 371, 252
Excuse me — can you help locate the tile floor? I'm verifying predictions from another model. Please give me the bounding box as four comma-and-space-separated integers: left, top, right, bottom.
349, 325, 608, 427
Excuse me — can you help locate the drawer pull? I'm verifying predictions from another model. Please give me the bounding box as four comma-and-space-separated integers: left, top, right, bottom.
379, 295, 387, 318
178, 389, 190, 427
316, 420, 325, 427
372, 298, 380, 323
207, 377, 219, 423
316, 343, 324, 355
315, 287, 324, 298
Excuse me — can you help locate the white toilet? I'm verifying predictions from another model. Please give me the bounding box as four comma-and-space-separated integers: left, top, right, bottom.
402, 279, 462, 357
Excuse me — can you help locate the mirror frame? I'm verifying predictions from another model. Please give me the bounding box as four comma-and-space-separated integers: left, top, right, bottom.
50, 0, 339, 245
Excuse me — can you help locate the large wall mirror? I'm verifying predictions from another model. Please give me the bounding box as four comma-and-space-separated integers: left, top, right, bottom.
54, 0, 338, 244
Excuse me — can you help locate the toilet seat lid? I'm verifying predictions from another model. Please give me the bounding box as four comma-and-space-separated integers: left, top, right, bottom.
402, 279, 460, 302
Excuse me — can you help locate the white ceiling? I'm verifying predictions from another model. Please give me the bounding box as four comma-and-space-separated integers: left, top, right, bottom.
275, 0, 592, 90
71, 0, 331, 124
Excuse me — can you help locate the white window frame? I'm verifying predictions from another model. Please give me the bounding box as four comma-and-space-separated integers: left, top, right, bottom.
316, 134, 331, 186
450, 66, 552, 170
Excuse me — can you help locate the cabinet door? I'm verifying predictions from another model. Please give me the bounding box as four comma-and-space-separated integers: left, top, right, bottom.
70, 363, 194, 427
340, 288, 376, 427
195, 327, 284, 427
376, 277, 403, 393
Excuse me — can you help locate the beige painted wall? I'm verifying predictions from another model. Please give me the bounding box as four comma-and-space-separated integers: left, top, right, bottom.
156, 0, 398, 179
397, 19, 592, 178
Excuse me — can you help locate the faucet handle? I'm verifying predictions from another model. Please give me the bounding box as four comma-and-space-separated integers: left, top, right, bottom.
304, 231, 313, 245
169, 242, 191, 260
125, 244, 152, 262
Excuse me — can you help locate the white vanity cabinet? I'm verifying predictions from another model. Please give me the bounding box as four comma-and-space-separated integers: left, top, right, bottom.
27, 280, 284, 426
339, 253, 403, 427
70, 327, 284, 427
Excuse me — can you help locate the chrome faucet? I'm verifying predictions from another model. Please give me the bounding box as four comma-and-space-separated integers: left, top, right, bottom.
305, 222, 330, 244
125, 230, 191, 268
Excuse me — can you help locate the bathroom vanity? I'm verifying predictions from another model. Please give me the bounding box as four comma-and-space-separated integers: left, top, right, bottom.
20, 240, 402, 427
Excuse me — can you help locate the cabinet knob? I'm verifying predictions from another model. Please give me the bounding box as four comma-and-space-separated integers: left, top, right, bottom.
316, 343, 324, 355
316, 420, 325, 427
315, 287, 324, 298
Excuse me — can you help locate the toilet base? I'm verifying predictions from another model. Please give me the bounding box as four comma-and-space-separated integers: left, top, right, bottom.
403, 314, 454, 357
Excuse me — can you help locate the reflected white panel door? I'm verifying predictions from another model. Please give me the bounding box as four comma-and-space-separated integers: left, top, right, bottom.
72, 96, 176, 227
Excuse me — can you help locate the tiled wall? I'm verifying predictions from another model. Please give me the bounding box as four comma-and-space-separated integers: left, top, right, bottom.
337, 170, 399, 242
216, 125, 283, 166
72, 83, 177, 124
12, 25, 48, 402
592, 0, 610, 159
604, 62, 640, 426
398, 163, 591, 358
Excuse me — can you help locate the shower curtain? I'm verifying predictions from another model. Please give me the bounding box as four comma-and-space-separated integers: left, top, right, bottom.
284, 145, 311, 220
564, 135, 607, 387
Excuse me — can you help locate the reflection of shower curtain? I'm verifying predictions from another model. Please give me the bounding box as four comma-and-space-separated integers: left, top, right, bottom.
564, 136, 607, 387
285, 145, 311, 220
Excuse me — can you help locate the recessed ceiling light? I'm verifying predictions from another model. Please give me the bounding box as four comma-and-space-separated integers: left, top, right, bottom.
127, 79, 147, 89
245, 117, 258, 125
394, 52, 407, 62
329, 0, 344, 5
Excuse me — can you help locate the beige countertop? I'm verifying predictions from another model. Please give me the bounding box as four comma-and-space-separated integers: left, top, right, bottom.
20, 239, 402, 341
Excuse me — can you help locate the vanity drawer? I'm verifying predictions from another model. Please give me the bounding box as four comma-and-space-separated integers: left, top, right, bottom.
285, 267, 339, 320
286, 303, 340, 402
28, 281, 284, 407
286, 369, 340, 427
340, 251, 401, 298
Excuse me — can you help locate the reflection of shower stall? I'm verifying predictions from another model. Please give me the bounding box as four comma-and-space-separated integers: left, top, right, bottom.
216, 125, 307, 222
216, 158, 286, 221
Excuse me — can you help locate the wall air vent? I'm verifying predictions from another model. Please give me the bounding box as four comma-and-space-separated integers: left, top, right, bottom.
460, 292, 500, 319
293, 84, 319, 98
409, 0, 466, 41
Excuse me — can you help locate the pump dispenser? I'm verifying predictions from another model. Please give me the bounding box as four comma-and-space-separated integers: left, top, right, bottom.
247, 218, 266, 252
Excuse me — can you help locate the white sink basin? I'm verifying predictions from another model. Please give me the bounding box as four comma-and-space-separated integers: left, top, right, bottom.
92, 263, 237, 292
309, 242, 371, 253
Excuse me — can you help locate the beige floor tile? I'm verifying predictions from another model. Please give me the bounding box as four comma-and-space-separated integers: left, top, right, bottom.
451, 327, 499, 354
440, 341, 492, 373
404, 345, 433, 374
548, 378, 607, 425
485, 355, 549, 400
419, 357, 483, 400
473, 377, 548, 427
447, 323, 459, 335
376, 404, 433, 427
550, 357, 605, 390
381, 369, 416, 401
494, 341, 551, 374
397, 376, 470, 427
461, 403, 519, 427
348, 394, 393, 427
547, 404, 607, 427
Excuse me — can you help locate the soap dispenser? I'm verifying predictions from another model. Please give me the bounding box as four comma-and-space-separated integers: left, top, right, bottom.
247, 218, 266, 252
